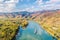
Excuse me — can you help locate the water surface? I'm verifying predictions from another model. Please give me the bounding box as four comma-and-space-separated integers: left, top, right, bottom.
16, 21, 57, 40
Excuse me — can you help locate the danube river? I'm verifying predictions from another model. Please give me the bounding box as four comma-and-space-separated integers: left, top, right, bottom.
15, 21, 57, 40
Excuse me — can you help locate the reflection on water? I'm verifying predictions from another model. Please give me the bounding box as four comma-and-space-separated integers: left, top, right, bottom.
16, 21, 57, 40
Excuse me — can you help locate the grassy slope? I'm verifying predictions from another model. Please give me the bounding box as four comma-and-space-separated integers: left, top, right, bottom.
0, 18, 28, 40
0, 19, 19, 40
35, 12, 60, 40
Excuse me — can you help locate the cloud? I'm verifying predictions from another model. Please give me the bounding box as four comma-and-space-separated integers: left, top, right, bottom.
5, 0, 19, 3
19, 6, 40, 12
48, 0, 60, 3
20, 0, 60, 12
0, 0, 60, 12
0, 0, 19, 12
37, 0, 60, 10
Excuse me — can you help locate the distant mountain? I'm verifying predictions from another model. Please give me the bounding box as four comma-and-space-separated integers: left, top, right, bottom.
0, 9, 60, 18
0, 11, 32, 18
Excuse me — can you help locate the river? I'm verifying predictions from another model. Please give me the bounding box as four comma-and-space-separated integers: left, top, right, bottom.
15, 21, 57, 40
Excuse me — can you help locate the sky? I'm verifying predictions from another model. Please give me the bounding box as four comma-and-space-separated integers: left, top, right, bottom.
0, 0, 60, 12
